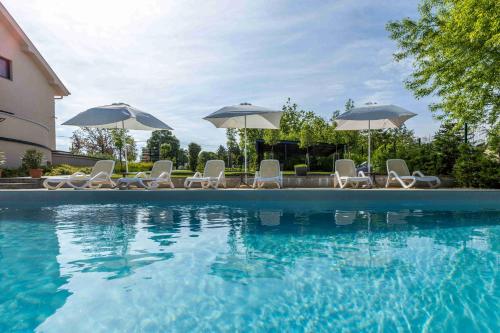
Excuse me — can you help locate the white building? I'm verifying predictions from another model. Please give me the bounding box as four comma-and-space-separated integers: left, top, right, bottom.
0, 2, 70, 168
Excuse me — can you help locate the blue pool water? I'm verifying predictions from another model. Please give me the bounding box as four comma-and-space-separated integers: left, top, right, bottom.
0, 202, 498, 332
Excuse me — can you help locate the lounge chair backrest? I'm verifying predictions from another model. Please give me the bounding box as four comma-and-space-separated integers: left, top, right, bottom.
90, 160, 115, 178
259, 159, 280, 178
387, 159, 410, 176
335, 159, 356, 177
204, 160, 225, 178
151, 160, 173, 178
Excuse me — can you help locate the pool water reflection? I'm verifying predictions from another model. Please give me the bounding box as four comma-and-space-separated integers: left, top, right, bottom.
0, 203, 498, 332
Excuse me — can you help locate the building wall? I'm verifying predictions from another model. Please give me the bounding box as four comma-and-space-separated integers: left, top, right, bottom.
0, 18, 57, 168
52, 151, 101, 167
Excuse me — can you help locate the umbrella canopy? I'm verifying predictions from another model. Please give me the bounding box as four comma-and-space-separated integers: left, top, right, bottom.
63, 103, 173, 173
62, 103, 172, 131
335, 104, 416, 130
204, 103, 283, 185
335, 104, 417, 173
203, 103, 282, 129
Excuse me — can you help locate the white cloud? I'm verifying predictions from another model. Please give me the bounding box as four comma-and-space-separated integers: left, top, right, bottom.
3, 0, 436, 152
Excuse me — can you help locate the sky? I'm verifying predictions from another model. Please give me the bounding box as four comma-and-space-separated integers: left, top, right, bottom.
3, 0, 440, 151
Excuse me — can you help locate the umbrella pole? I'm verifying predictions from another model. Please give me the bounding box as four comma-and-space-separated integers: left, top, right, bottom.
244, 115, 247, 184
368, 120, 371, 173
122, 120, 128, 174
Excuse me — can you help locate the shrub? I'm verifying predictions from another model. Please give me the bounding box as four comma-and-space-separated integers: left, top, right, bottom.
453, 144, 500, 188
0, 151, 5, 169
0, 168, 22, 177
21, 149, 44, 170
46, 164, 92, 176
114, 161, 153, 173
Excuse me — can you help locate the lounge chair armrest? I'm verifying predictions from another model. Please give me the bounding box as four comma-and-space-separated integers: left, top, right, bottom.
412, 171, 425, 177
90, 171, 110, 180
136, 172, 148, 178
255, 171, 260, 178
192, 172, 202, 178
388, 170, 399, 178
157, 171, 171, 179
358, 171, 367, 177
218, 171, 224, 179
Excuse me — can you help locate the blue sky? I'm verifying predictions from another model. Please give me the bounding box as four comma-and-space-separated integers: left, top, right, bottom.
4, 0, 440, 151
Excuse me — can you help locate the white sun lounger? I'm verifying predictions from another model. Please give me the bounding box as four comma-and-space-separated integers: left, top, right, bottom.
332, 159, 372, 188
43, 160, 116, 190
184, 160, 226, 189
253, 159, 283, 189
117, 160, 175, 190
385, 159, 441, 189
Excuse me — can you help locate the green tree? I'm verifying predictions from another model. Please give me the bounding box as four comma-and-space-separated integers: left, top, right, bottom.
226, 129, 240, 168
187, 142, 202, 172
176, 148, 188, 169
263, 129, 280, 158
146, 130, 180, 165
110, 129, 136, 162
70, 128, 114, 158
238, 128, 263, 170
299, 123, 315, 166
159, 143, 172, 159
279, 98, 304, 140
197, 151, 218, 171
387, 0, 500, 133
453, 144, 500, 188
431, 122, 463, 174
216, 145, 228, 162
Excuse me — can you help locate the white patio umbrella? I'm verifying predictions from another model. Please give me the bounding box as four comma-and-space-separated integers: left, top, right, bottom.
62, 103, 173, 173
203, 103, 283, 181
335, 104, 416, 172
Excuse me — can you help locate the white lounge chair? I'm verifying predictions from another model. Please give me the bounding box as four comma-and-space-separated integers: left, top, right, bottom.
184, 160, 226, 189
253, 159, 283, 189
332, 159, 372, 188
117, 160, 175, 190
385, 159, 441, 189
43, 160, 116, 190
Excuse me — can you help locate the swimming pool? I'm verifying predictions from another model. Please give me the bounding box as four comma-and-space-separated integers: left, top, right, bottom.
1, 192, 499, 332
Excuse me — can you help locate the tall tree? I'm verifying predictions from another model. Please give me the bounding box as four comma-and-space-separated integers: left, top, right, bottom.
238, 128, 263, 170
176, 148, 189, 169
263, 129, 280, 158
226, 129, 240, 168
386, 0, 500, 133
299, 123, 315, 165
110, 129, 136, 162
187, 142, 202, 172
216, 145, 228, 161
146, 130, 180, 164
159, 143, 172, 159
197, 151, 218, 171
70, 128, 115, 158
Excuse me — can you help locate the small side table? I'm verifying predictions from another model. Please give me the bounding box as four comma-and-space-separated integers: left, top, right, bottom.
239, 172, 253, 188
364, 172, 380, 188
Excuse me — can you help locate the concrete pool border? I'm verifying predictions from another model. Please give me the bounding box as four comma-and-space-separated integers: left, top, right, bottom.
0, 188, 499, 209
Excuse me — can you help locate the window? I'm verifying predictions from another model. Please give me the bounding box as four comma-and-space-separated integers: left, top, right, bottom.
0, 56, 12, 80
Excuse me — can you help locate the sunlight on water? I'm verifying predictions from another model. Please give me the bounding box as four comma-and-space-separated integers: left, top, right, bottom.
0, 203, 498, 332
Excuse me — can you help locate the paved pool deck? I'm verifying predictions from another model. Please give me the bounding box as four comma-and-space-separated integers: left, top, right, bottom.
0, 188, 499, 210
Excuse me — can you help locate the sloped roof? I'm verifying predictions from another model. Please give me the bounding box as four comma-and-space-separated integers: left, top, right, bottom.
0, 2, 70, 96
